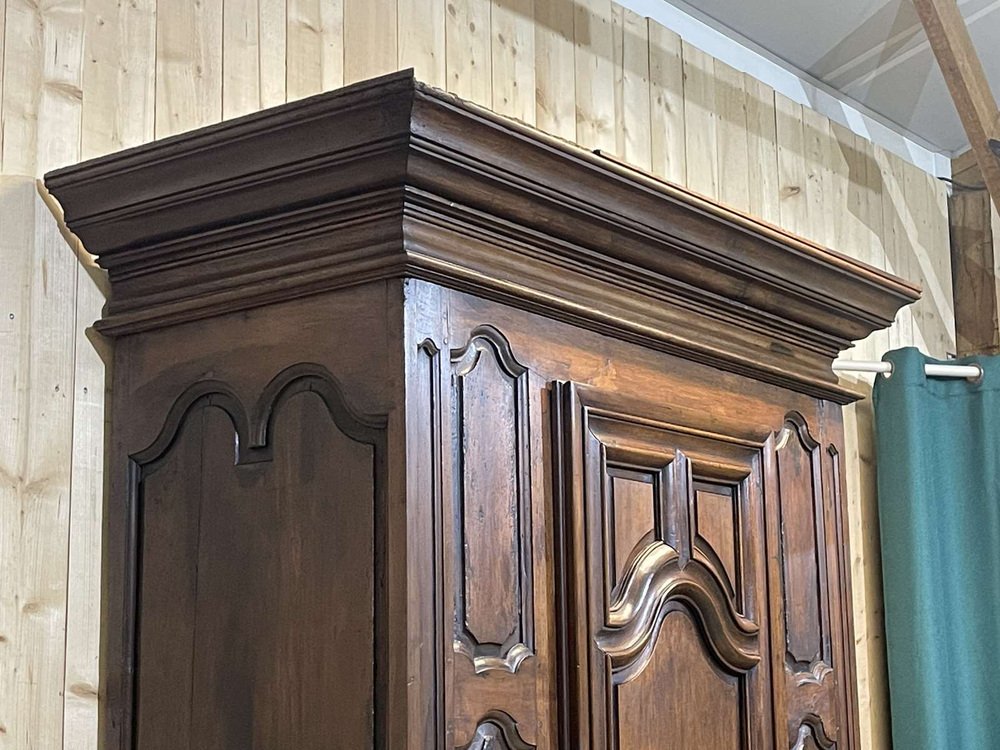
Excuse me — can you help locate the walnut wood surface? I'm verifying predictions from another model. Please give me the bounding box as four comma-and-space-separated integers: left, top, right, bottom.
45, 70, 917, 403
42, 72, 902, 749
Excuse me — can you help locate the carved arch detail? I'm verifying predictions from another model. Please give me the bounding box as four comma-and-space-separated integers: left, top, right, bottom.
458, 711, 536, 750
133, 362, 386, 470
597, 532, 760, 683
450, 325, 535, 674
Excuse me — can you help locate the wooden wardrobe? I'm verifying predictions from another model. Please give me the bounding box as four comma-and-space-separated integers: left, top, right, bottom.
46, 71, 917, 750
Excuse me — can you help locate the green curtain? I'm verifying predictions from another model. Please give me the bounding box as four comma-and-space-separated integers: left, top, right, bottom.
874, 347, 1000, 749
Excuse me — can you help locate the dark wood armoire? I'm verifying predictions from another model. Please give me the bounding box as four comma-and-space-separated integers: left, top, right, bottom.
46, 71, 917, 750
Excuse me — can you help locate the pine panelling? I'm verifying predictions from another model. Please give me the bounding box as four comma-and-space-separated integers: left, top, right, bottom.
879, 147, 914, 349
775, 92, 808, 238
745, 75, 779, 225
681, 41, 718, 200
61, 244, 106, 750
286, 0, 343, 101
0, 178, 78, 750
533, 0, 575, 141
830, 123, 857, 311
802, 105, 833, 246
491, 0, 534, 123
714, 58, 749, 212
573, 0, 614, 152
81, 0, 156, 160
223, 0, 261, 119
901, 160, 955, 357
647, 19, 684, 185
155, 0, 223, 138
36, 2, 85, 176
860, 134, 890, 359
445, 0, 491, 106
398, 0, 445, 88
612, 5, 651, 170
933, 180, 957, 353
1, 0, 44, 175
344, 0, 396, 84
0, 0, 6, 151
260, 0, 287, 107
0, 178, 34, 750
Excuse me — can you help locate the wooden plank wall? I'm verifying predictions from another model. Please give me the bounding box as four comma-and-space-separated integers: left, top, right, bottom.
0, 2, 955, 749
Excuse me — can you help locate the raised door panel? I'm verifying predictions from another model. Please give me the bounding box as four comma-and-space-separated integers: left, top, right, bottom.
555, 383, 772, 750
450, 325, 534, 674
131, 365, 386, 750
767, 412, 844, 748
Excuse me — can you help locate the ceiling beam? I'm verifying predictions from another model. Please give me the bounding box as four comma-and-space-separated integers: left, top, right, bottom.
912, 0, 1000, 212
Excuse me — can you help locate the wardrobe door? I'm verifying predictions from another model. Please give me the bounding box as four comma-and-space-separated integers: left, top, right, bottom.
554, 383, 773, 750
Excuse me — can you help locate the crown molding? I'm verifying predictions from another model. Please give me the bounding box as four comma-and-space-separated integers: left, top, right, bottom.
45, 70, 918, 403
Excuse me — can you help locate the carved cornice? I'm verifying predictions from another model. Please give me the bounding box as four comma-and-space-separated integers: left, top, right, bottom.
45, 70, 918, 402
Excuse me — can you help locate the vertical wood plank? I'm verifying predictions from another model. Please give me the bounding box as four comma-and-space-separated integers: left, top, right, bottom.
36, 1, 85, 175
491, 0, 534, 123
681, 41, 717, 199
613, 5, 650, 170
0, 0, 6, 149
1, 0, 44, 174
829, 122, 853, 264
534, 0, 575, 141
745, 75, 779, 225
344, 0, 397, 85
877, 145, 913, 349
0, 177, 34, 750
318, 2, 343, 96
287, 0, 343, 101
714, 58, 749, 212
802, 104, 833, 246
445, 0, 492, 106
573, 0, 614, 153
859, 134, 890, 358
648, 19, 684, 185
0, 177, 77, 750
612, 3, 624, 159
61, 249, 108, 750
260, 0, 287, 107
775, 92, 807, 238
397, 0, 445, 88
155, 0, 224, 138
223, 0, 261, 119
926, 176, 956, 355
81, 0, 157, 161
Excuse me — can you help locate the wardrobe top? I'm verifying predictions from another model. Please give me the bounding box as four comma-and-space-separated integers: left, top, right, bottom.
45, 70, 918, 402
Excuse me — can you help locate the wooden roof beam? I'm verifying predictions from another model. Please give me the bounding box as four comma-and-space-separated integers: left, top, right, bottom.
913, 0, 1000, 213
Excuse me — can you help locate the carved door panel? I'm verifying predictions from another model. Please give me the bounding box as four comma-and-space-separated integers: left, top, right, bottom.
554, 383, 772, 750
129, 364, 386, 749
766, 414, 845, 749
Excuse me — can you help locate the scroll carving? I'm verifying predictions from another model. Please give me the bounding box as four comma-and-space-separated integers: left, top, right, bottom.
791, 715, 836, 750
133, 362, 386, 469
597, 531, 760, 683
775, 412, 832, 676
450, 325, 534, 674
458, 711, 535, 750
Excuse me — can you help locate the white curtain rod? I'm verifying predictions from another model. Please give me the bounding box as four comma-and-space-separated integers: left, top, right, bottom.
832, 360, 983, 380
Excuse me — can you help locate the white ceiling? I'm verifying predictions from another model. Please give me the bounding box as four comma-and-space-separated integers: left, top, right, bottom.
662, 0, 1000, 155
